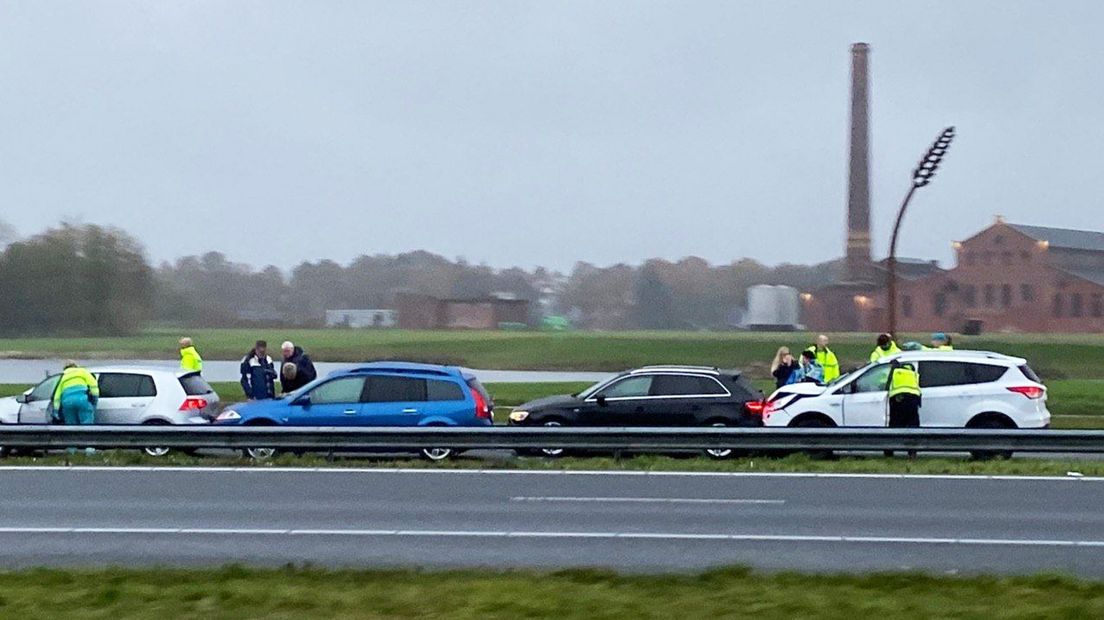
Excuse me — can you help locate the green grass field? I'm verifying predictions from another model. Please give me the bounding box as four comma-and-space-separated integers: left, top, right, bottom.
0, 565, 1100, 619
2, 328, 1102, 378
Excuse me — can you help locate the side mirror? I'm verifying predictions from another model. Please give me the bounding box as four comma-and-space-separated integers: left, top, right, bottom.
596, 395, 608, 407
17, 393, 30, 404
294, 395, 311, 408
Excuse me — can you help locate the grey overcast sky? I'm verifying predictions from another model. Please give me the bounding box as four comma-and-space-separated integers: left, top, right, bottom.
1, 1, 1101, 271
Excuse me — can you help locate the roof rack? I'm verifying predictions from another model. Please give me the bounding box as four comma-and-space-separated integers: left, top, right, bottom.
631, 365, 721, 375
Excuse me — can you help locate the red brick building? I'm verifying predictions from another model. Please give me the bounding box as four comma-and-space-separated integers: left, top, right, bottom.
804, 219, 1104, 333
394, 293, 530, 329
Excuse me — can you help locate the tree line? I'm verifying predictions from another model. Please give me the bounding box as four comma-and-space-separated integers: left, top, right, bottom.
0, 220, 832, 335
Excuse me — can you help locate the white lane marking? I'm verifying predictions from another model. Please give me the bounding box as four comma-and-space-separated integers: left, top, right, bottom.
0, 465, 1102, 482
510, 496, 785, 505
0, 527, 1102, 547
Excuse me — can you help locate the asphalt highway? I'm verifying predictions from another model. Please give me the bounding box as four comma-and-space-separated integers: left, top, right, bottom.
1, 467, 1103, 575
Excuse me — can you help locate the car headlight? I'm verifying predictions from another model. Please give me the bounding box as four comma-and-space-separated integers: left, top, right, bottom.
508, 410, 530, 422
215, 410, 240, 421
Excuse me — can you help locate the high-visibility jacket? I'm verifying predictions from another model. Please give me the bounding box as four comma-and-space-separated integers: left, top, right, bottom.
806, 346, 840, 383
180, 346, 203, 372
870, 342, 901, 362
924, 344, 953, 351
888, 364, 921, 398
51, 366, 99, 409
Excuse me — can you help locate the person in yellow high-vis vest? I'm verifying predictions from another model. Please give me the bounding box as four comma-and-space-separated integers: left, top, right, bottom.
805, 335, 840, 383
884, 359, 921, 459
870, 333, 900, 362
51, 361, 99, 425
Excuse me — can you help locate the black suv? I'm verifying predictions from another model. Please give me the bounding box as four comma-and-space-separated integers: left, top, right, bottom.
507, 365, 764, 458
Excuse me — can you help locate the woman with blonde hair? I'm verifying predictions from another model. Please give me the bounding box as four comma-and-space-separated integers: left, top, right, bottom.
771, 346, 798, 388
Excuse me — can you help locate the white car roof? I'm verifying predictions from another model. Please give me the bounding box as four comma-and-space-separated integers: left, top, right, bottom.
877, 350, 1026, 366
85, 366, 197, 378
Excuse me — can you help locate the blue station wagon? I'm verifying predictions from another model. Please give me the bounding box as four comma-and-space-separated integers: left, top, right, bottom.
215, 362, 494, 460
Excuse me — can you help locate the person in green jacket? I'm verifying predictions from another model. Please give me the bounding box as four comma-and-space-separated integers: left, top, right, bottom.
805, 335, 840, 383
51, 361, 99, 425
179, 337, 203, 373
870, 333, 901, 362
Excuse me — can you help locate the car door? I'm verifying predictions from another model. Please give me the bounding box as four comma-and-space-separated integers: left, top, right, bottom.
94, 372, 158, 424
917, 361, 1006, 427
287, 376, 367, 426
584, 374, 654, 425
361, 375, 429, 425
646, 374, 730, 425
17, 374, 60, 424
840, 363, 892, 426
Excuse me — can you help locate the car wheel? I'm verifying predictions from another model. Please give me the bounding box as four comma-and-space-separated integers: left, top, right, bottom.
242, 420, 278, 461
704, 422, 734, 460
969, 417, 1014, 461
793, 417, 835, 460
141, 420, 172, 458
420, 447, 453, 462
538, 420, 566, 458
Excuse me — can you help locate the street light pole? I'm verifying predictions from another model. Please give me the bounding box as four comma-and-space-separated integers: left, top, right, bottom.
887, 126, 955, 337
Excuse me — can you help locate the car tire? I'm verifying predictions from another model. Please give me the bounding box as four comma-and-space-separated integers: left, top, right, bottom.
141, 420, 172, 458
241, 419, 278, 461
420, 447, 453, 462
969, 417, 1014, 461
793, 417, 835, 460
538, 417, 565, 456
704, 422, 735, 460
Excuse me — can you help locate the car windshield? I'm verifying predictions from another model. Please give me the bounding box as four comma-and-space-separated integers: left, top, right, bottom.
575, 375, 620, 399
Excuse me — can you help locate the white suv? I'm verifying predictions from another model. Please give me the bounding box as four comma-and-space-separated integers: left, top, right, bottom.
763, 350, 1050, 430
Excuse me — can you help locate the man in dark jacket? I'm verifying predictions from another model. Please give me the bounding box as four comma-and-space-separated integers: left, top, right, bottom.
240, 340, 277, 400
280, 340, 318, 393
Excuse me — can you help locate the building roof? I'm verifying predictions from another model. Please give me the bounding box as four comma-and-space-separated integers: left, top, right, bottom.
1007, 223, 1104, 253
1058, 266, 1104, 288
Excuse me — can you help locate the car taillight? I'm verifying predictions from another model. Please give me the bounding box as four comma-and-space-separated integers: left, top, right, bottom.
179, 397, 208, 411
472, 390, 492, 419
743, 400, 765, 416
1007, 386, 1045, 399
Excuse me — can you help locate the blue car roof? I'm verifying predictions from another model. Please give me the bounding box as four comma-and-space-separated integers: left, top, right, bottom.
341, 361, 464, 378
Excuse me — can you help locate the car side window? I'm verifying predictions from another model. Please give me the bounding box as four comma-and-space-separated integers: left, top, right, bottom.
649, 374, 728, 396
309, 377, 367, 405
852, 365, 891, 393
426, 379, 465, 401
97, 373, 157, 398
596, 376, 653, 399
920, 361, 1007, 387
28, 375, 60, 402
365, 376, 427, 402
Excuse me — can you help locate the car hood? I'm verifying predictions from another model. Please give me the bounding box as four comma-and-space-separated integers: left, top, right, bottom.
769, 382, 829, 400
517, 394, 581, 411
0, 396, 20, 424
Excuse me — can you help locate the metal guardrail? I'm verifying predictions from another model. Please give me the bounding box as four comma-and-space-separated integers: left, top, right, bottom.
0, 426, 1102, 453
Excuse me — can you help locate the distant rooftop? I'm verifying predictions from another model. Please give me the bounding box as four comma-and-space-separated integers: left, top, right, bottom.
1007, 223, 1104, 253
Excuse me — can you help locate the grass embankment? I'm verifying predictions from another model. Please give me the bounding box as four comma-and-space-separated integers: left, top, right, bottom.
0, 566, 1101, 619
2, 328, 1102, 378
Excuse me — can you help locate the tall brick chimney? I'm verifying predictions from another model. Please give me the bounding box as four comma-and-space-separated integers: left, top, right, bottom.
845, 42, 873, 283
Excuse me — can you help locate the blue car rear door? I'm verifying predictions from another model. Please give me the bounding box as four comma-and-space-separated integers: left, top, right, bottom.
285, 376, 367, 426
361, 375, 427, 425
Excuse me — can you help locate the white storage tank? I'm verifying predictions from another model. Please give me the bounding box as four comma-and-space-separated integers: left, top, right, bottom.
743, 285, 801, 331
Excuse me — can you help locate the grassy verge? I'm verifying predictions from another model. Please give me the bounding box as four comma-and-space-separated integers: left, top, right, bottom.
1, 328, 1102, 378
0, 565, 1101, 619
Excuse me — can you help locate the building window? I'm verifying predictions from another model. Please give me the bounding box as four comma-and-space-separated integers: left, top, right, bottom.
963, 285, 977, 307
984, 285, 995, 307
1053, 293, 1064, 318
994, 235, 1004, 245
1071, 293, 1084, 317
1093, 294, 1103, 318
933, 292, 947, 317
902, 295, 913, 318
1001, 284, 1012, 308
1021, 284, 1035, 303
